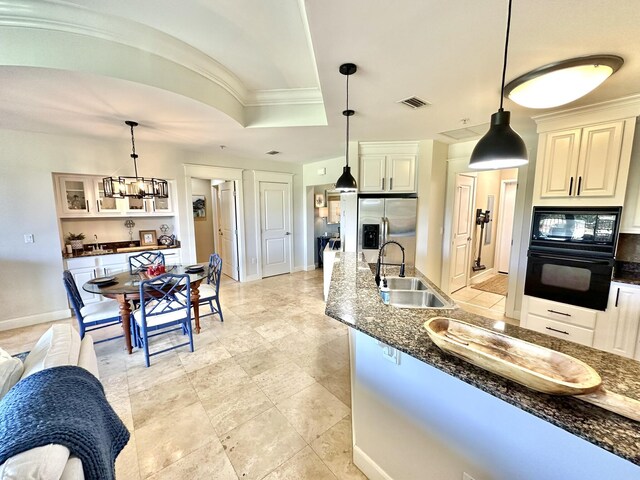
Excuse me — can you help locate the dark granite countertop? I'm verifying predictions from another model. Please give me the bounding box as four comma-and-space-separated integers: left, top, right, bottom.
613, 261, 640, 286
325, 252, 640, 466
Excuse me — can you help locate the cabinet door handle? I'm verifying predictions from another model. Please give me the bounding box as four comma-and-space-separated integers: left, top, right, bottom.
615, 287, 620, 307
577, 176, 582, 196
381, 178, 385, 190
96, 199, 100, 211
86, 200, 89, 211
546, 326, 569, 335
390, 177, 393, 190
569, 176, 574, 196
547, 309, 571, 317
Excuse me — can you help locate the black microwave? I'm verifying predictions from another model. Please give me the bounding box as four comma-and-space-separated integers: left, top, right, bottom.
529, 206, 621, 257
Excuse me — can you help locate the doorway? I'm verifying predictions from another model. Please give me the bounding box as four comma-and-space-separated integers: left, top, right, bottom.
185, 165, 246, 283
449, 174, 476, 293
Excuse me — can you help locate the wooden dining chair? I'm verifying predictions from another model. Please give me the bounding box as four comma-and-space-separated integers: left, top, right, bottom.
128, 251, 165, 274
133, 273, 194, 367
62, 270, 123, 343
198, 253, 224, 322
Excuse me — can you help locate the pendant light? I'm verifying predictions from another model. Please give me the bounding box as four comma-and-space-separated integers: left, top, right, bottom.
504, 55, 623, 109
103, 121, 168, 198
469, 0, 528, 170
335, 63, 358, 192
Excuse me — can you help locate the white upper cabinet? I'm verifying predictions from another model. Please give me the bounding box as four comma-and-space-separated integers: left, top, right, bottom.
358, 142, 418, 194
532, 97, 640, 207
58, 176, 93, 216
620, 118, 640, 233
55, 174, 174, 218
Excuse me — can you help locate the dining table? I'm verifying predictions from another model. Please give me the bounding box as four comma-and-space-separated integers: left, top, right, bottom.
82, 264, 208, 354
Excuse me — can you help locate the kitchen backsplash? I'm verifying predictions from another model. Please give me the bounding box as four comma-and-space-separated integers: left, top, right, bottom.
616, 233, 640, 262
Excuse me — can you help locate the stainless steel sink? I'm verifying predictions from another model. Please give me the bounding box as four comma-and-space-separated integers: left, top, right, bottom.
379, 277, 453, 309
383, 277, 429, 291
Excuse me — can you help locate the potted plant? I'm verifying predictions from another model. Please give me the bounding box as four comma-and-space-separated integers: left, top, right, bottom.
65, 232, 86, 250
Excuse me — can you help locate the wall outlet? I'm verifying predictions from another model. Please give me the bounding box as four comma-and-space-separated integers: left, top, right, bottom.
463, 473, 476, 480
317, 167, 326, 175
24, 234, 34, 243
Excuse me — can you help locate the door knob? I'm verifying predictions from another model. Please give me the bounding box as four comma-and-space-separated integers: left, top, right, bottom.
285, 232, 291, 235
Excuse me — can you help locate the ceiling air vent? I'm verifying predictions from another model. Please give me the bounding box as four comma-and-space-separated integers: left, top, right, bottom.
398, 96, 430, 109
266, 150, 280, 155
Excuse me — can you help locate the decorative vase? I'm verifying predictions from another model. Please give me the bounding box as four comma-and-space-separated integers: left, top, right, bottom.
70, 239, 84, 250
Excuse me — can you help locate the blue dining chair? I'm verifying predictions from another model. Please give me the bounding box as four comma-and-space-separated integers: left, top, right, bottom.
62, 270, 123, 343
128, 251, 165, 274
198, 253, 224, 322
133, 273, 194, 367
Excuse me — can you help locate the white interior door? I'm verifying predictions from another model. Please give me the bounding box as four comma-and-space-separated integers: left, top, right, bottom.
260, 181, 292, 278
495, 180, 517, 274
449, 174, 476, 293
219, 180, 239, 281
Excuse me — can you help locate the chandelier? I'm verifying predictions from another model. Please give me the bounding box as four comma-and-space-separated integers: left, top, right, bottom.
103, 121, 168, 198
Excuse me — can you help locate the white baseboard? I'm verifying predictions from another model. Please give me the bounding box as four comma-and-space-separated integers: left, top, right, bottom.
305, 264, 316, 271
244, 274, 261, 282
353, 445, 393, 480
0, 309, 72, 332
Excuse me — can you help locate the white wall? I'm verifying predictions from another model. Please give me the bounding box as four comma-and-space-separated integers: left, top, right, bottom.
0, 128, 304, 327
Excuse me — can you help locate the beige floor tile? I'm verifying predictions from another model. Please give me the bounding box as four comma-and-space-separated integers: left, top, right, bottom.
254, 319, 300, 342
467, 291, 504, 308
276, 383, 350, 442
189, 359, 251, 399
450, 287, 482, 301
311, 416, 367, 480
126, 350, 187, 395
271, 331, 331, 357
177, 340, 232, 373
313, 367, 352, 407
201, 381, 273, 435
234, 343, 292, 377
217, 329, 270, 356
130, 374, 200, 429
252, 362, 316, 403
136, 402, 217, 478
262, 446, 337, 480
115, 431, 141, 480
147, 439, 237, 480
221, 407, 306, 480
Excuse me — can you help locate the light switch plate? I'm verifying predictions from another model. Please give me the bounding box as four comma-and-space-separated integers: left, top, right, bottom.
24, 234, 34, 243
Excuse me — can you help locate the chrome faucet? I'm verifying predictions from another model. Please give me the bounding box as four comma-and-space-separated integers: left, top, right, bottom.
94, 234, 99, 251
375, 241, 405, 287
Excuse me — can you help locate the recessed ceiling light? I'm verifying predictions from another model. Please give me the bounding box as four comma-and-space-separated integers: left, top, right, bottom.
504, 55, 623, 109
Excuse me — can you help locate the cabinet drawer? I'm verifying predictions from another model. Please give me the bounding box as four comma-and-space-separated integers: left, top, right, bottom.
526, 313, 594, 347
526, 296, 597, 329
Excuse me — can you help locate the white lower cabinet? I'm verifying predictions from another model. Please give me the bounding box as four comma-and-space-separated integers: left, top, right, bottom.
521, 296, 597, 347
594, 282, 640, 359
69, 267, 100, 305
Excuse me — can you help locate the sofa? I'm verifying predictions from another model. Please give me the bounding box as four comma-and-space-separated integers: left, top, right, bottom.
0, 324, 100, 480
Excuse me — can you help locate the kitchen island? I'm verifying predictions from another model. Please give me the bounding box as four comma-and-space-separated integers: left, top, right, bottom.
325, 253, 640, 480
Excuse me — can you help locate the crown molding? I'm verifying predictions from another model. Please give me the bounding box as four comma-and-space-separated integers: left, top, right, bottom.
0, 0, 322, 109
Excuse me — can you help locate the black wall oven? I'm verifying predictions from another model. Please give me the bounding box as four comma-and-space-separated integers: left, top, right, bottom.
524, 207, 621, 311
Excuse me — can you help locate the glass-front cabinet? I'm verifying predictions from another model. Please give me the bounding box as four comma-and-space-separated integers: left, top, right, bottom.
94, 179, 121, 214
58, 176, 92, 216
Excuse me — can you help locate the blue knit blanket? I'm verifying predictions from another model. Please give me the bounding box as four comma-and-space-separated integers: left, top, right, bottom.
0, 365, 130, 480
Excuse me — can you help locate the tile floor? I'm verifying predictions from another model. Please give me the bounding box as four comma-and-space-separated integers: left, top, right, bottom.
0, 269, 366, 480
450, 275, 519, 325
0, 269, 523, 479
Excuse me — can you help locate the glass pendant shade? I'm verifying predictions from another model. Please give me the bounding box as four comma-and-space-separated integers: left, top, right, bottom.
335, 166, 357, 192
505, 55, 623, 109
469, 110, 528, 170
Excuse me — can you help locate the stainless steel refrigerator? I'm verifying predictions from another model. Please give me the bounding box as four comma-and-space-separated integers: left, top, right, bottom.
358, 197, 417, 266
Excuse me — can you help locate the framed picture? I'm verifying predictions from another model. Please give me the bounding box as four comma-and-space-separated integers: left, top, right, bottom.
315, 193, 325, 208
139, 230, 157, 246
193, 195, 206, 218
